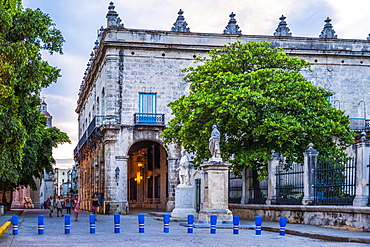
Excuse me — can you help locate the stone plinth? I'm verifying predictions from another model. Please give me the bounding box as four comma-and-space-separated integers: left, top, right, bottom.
171, 185, 197, 219
198, 161, 233, 221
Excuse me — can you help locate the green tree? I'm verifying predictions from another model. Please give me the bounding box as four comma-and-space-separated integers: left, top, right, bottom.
0, 3, 69, 190
1, 0, 21, 13
162, 41, 354, 174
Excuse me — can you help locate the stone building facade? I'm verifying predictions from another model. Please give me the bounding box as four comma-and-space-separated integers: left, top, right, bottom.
74, 2, 370, 214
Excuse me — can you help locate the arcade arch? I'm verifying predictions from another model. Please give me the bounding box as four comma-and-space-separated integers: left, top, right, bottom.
127, 141, 168, 210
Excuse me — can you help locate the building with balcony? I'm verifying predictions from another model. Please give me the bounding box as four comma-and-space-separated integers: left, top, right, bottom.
74, 3, 370, 214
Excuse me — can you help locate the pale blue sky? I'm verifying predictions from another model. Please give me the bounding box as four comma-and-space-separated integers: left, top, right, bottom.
21, 0, 370, 168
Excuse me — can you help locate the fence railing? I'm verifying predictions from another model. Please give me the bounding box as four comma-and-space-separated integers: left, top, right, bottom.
275, 163, 304, 205
228, 171, 242, 203
349, 118, 370, 132
134, 113, 165, 126
74, 115, 105, 158
314, 158, 356, 205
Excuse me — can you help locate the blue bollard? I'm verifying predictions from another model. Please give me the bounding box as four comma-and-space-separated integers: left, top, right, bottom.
210, 215, 217, 234
12, 215, 18, 235
163, 214, 170, 233
187, 215, 194, 234
90, 214, 95, 234
279, 217, 287, 236
38, 215, 44, 235
233, 216, 240, 235
255, 216, 262, 235
65, 215, 71, 234
114, 214, 120, 233
138, 214, 145, 233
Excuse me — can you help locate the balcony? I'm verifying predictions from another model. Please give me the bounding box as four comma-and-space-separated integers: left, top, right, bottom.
349, 118, 370, 132
134, 113, 165, 126
74, 115, 104, 160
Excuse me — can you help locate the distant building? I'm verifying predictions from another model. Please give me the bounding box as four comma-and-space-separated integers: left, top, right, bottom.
54, 168, 72, 196
74, 3, 370, 214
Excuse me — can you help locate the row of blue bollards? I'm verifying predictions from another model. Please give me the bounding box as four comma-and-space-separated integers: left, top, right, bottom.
11, 214, 287, 236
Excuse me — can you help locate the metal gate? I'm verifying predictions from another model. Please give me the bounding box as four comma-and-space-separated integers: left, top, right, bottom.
275, 163, 304, 205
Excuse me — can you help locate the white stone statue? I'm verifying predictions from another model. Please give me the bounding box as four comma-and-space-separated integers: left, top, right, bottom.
209, 125, 221, 159
176, 150, 190, 185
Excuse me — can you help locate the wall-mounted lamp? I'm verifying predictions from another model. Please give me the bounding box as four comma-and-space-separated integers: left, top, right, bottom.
138, 163, 143, 168
115, 167, 120, 184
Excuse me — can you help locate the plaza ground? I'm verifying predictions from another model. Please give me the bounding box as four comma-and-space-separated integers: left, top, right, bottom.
1, 209, 370, 246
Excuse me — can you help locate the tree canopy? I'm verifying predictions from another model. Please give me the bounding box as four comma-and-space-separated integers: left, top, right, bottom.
0, 2, 70, 190
162, 41, 354, 174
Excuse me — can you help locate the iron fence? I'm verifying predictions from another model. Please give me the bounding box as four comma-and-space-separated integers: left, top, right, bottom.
314, 158, 356, 205
248, 170, 268, 204
275, 163, 304, 205
228, 171, 242, 203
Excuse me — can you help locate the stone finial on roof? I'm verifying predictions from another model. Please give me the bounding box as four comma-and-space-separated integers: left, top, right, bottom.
223, 12, 242, 35
367, 34, 370, 41
319, 17, 337, 39
89, 52, 94, 62
171, 9, 190, 32
274, 15, 292, 37
98, 26, 105, 40
360, 132, 368, 141
94, 40, 99, 51
106, 2, 124, 28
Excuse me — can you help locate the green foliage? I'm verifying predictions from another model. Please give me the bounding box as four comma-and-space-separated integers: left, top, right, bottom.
0, 0, 21, 13
0, 5, 69, 190
162, 41, 355, 173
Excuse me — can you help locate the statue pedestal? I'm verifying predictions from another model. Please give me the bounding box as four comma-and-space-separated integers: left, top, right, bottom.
198, 161, 233, 221
171, 185, 197, 219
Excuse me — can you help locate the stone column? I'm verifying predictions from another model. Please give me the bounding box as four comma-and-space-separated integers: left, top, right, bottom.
266, 151, 280, 205
166, 157, 178, 212
109, 155, 129, 214
198, 161, 233, 221
353, 132, 370, 207
302, 143, 319, 205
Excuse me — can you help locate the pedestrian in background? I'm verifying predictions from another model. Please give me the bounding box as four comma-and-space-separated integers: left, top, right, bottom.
48, 196, 54, 217
91, 194, 100, 221
73, 196, 80, 221
65, 197, 72, 215
55, 196, 64, 217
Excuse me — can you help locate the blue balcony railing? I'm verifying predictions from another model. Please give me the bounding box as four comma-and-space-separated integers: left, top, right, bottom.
74, 115, 104, 158
349, 118, 370, 132
134, 113, 165, 126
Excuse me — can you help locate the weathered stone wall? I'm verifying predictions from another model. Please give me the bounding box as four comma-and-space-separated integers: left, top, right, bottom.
76, 26, 370, 213
100, 29, 370, 119
229, 204, 370, 231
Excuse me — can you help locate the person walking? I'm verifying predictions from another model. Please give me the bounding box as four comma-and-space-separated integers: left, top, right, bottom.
65, 197, 72, 215
48, 196, 55, 218
91, 194, 100, 221
73, 196, 80, 221
55, 196, 64, 217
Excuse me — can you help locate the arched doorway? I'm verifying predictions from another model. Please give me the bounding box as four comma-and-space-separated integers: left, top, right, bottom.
127, 141, 168, 210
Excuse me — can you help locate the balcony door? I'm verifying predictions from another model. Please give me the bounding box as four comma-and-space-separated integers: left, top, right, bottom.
139, 93, 156, 124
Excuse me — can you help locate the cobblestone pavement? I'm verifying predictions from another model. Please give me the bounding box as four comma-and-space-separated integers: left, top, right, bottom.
0, 209, 369, 247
